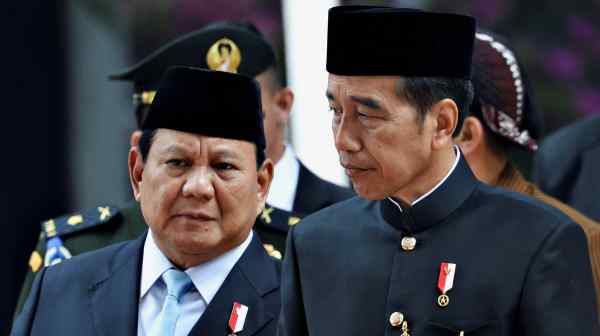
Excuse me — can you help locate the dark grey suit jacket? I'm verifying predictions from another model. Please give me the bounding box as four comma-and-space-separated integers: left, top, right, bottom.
12, 231, 280, 336
533, 116, 600, 222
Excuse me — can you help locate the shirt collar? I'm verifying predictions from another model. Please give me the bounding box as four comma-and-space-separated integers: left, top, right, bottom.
139, 230, 253, 305
381, 146, 478, 233
185, 231, 253, 305
387, 145, 462, 212
267, 145, 300, 211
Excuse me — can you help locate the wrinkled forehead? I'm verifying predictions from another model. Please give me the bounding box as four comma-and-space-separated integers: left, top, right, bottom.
151, 128, 256, 156
327, 74, 399, 101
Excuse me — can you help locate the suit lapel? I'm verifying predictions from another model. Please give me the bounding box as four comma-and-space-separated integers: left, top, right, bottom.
89, 232, 146, 336
293, 162, 328, 215
188, 234, 279, 336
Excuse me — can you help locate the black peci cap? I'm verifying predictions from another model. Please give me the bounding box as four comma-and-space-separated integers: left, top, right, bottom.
144, 67, 266, 151
326, 6, 476, 79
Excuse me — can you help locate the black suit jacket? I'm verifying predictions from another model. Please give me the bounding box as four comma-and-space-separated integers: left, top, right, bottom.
292, 162, 353, 216
533, 116, 600, 222
279, 156, 598, 335
12, 231, 280, 336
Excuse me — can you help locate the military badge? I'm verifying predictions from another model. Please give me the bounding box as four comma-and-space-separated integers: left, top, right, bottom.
437, 262, 456, 307
206, 38, 242, 73
44, 236, 72, 267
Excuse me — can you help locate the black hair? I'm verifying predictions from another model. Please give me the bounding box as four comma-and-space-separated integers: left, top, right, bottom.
395, 77, 474, 135
138, 129, 266, 169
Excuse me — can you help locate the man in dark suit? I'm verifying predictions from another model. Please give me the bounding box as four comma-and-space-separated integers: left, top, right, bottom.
278, 6, 598, 335
12, 67, 280, 335
533, 116, 600, 222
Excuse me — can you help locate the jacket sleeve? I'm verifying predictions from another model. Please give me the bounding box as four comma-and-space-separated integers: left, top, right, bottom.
519, 221, 600, 334
10, 266, 47, 336
277, 225, 309, 336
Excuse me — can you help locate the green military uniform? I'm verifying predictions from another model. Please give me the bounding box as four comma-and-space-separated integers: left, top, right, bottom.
15, 202, 145, 315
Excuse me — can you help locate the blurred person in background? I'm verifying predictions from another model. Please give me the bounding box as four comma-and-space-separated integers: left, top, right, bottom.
454, 30, 600, 315
533, 115, 600, 222
12, 67, 281, 336
14, 21, 352, 316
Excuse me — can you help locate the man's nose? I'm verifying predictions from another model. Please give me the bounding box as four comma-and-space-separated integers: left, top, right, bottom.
182, 168, 215, 200
334, 116, 361, 153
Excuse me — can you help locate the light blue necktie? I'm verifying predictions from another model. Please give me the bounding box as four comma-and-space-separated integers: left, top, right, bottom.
148, 268, 194, 336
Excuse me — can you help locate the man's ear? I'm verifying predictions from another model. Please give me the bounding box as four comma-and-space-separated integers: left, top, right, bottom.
430, 98, 459, 150
130, 130, 142, 147
455, 116, 485, 155
255, 158, 274, 216
128, 147, 145, 201
274, 88, 294, 125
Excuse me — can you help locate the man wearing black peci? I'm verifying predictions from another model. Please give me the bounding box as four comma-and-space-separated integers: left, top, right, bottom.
277, 6, 599, 335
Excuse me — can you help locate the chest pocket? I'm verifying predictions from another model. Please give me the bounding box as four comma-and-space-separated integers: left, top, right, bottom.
422, 319, 500, 335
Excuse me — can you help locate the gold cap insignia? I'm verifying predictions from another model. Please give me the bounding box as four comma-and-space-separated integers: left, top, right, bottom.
206, 38, 242, 73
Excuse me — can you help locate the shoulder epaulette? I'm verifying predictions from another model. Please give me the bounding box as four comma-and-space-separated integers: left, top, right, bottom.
257, 206, 302, 234
41, 205, 120, 239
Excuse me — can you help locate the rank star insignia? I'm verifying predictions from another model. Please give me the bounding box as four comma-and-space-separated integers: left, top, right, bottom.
98, 206, 111, 221
261, 207, 274, 224
436, 262, 456, 308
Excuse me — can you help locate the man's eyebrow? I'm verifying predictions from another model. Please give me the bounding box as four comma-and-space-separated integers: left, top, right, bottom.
161, 145, 188, 155
325, 91, 336, 101
350, 95, 381, 109
212, 147, 242, 160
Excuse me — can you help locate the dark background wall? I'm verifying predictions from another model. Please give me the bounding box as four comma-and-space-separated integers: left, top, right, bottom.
1, 2, 67, 333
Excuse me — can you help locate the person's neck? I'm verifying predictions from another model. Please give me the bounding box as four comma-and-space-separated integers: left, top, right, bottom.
392, 146, 457, 205
153, 231, 249, 269
268, 141, 286, 165
469, 148, 507, 186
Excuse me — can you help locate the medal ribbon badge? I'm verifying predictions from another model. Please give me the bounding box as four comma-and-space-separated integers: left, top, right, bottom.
228, 302, 249, 334
437, 262, 456, 307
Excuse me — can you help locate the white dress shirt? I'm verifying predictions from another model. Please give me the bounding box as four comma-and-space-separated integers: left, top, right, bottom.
267, 145, 300, 211
388, 145, 461, 211
137, 230, 253, 336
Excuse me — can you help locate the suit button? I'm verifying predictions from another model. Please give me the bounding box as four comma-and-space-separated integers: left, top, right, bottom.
401, 237, 416, 251
389, 312, 404, 327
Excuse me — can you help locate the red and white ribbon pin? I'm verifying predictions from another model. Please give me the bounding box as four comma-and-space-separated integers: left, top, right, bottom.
228, 302, 249, 333
436, 262, 456, 307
